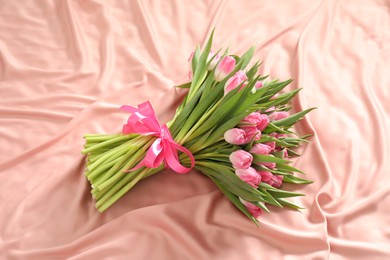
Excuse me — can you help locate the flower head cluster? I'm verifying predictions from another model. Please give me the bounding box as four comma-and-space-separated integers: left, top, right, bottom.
224, 111, 292, 218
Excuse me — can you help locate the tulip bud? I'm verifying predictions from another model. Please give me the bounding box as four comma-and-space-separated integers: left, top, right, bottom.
241, 125, 261, 143
207, 52, 221, 71
255, 81, 263, 89
239, 198, 262, 218
268, 111, 289, 121
214, 56, 236, 82
265, 142, 276, 151
224, 70, 248, 95
261, 162, 276, 169
239, 112, 269, 131
224, 128, 247, 145
229, 150, 253, 169
257, 170, 273, 182
272, 175, 283, 187
235, 167, 261, 188
250, 143, 272, 155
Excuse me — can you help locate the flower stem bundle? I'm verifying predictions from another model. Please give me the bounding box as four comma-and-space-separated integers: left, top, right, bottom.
82, 31, 314, 224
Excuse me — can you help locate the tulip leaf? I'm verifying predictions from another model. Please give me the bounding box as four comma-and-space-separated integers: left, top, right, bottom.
253, 154, 289, 164
175, 82, 191, 89
275, 198, 303, 210
282, 175, 313, 184
267, 189, 305, 198
273, 108, 316, 128
262, 122, 292, 134
260, 190, 283, 208
211, 177, 259, 226
238, 45, 255, 70
276, 163, 305, 174
197, 163, 266, 203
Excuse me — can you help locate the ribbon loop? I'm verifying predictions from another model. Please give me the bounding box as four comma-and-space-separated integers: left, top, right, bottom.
120, 101, 195, 174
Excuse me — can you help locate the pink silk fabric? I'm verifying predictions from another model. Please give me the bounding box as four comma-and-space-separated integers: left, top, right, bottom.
1, 1, 389, 259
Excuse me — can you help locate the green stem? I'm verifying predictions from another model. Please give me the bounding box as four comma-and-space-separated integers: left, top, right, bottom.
176, 99, 221, 144
95, 137, 155, 191
82, 135, 132, 154
87, 141, 130, 174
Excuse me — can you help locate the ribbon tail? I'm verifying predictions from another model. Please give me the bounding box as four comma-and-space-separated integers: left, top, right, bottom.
163, 140, 195, 174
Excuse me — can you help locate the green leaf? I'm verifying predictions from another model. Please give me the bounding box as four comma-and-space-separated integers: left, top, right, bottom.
273, 108, 316, 128
282, 174, 313, 184
267, 189, 305, 198
187, 30, 215, 101
191, 45, 201, 72
169, 83, 205, 137
262, 122, 292, 134
275, 198, 303, 210
253, 154, 289, 164
196, 163, 266, 203
211, 177, 259, 226
260, 190, 283, 208
238, 45, 255, 70
286, 148, 301, 157
175, 82, 191, 88
276, 163, 305, 174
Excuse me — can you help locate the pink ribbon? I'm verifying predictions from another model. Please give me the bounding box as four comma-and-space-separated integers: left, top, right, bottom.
120, 101, 195, 174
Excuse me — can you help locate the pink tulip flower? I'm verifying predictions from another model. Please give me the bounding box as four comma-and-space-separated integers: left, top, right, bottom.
214, 56, 236, 82
255, 81, 263, 89
250, 143, 272, 155
268, 111, 289, 121
208, 52, 221, 71
229, 150, 253, 169
239, 198, 262, 218
271, 175, 284, 187
265, 142, 276, 151
283, 149, 289, 159
261, 162, 276, 169
235, 167, 261, 188
224, 128, 247, 145
269, 132, 286, 139
257, 170, 273, 183
239, 112, 269, 131
241, 125, 261, 143
224, 70, 248, 95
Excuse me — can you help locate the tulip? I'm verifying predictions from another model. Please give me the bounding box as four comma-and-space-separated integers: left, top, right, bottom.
224, 128, 247, 145
229, 150, 253, 169
241, 125, 261, 142
239, 198, 262, 218
235, 167, 261, 188
239, 112, 269, 131
250, 143, 272, 155
207, 52, 221, 71
283, 149, 289, 159
255, 81, 263, 89
257, 170, 273, 182
271, 175, 283, 187
265, 142, 276, 151
261, 162, 276, 169
256, 114, 269, 131
269, 132, 286, 139
224, 70, 248, 95
265, 106, 275, 112
268, 111, 289, 121
214, 56, 236, 82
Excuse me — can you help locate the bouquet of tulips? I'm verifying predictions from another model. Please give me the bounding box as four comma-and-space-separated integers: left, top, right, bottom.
82, 31, 314, 225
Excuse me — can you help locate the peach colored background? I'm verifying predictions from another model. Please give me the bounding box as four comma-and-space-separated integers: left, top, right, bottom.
1, 1, 389, 259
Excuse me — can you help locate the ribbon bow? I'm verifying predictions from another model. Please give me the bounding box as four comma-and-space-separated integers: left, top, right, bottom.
120, 101, 195, 174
